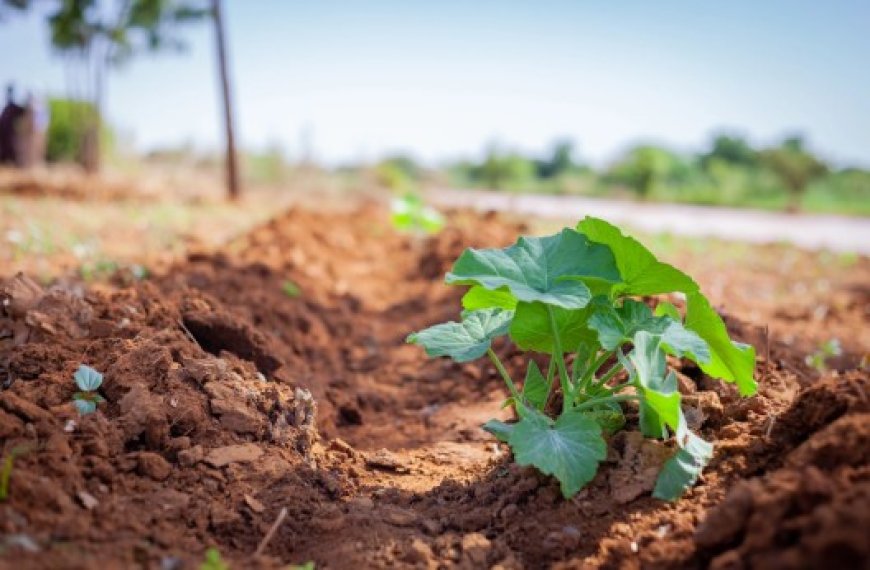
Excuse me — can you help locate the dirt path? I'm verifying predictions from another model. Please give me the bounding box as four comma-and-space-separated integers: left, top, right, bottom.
430, 188, 870, 254
1, 206, 868, 569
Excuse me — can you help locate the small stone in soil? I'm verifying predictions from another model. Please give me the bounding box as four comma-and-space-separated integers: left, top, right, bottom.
77, 491, 99, 510
138, 452, 172, 481
365, 448, 410, 473
204, 443, 263, 467
244, 494, 265, 513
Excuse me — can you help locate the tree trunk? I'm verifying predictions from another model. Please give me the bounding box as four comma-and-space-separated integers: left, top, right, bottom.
212, 0, 240, 200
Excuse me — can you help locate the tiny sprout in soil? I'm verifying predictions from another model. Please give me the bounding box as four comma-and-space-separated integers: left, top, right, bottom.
0, 444, 32, 502
282, 280, 302, 298
199, 548, 228, 570
72, 364, 106, 416
408, 217, 757, 500
805, 338, 841, 372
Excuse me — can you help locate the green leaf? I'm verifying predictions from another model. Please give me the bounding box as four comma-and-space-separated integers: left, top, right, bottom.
588, 300, 710, 365
461, 285, 518, 311
653, 414, 714, 501
654, 301, 681, 320
660, 319, 711, 364
446, 228, 620, 310
578, 217, 755, 394
482, 419, 514, 443
509, 302, 596, 355
522, 361, 549, 410
588, 299, 665, 350
74, 364, 103, 392
576, 217, 699, 297
508, 408, 607, 498
73, 399, 97, 416
626, 332, 681, 437
685, 292, 757, 396
407, 308, 513, 362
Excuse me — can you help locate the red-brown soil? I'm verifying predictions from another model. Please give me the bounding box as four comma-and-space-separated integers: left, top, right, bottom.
1, 205, 868, 569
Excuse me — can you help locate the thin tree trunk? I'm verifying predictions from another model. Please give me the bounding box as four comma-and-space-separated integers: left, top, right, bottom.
212, 0, 240, 200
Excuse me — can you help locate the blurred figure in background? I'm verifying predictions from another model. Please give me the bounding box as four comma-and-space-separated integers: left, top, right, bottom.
0, 84, 24, 164
15, 92, 48, 168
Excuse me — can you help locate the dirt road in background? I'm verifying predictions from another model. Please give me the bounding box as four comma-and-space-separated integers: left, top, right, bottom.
432, 189, 870, 254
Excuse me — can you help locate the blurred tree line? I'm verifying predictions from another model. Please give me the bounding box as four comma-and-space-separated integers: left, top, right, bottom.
422, 134, 866, 215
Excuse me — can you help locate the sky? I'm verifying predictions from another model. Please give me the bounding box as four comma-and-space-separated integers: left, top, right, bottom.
2, 0, 869, 167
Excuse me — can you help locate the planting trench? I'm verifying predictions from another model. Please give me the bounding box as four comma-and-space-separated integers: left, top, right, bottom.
0, 206, 868, 569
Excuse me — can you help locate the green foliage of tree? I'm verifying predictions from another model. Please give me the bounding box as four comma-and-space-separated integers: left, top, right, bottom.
472, 146, 537, 191
701, 134, 758, 169
759, 136, 828, 210
4, 0, 210, 171
605, 145, 687, 199
536, 139, 578, 179
45, 97, 97, 163
375, 154, 422, 191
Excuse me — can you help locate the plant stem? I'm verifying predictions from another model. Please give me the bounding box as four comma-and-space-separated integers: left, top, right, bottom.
592, 361, 624, 390
487, 349, 520, 402
580, 350, 614, 391
604, 380, 633, 394
546, 306, 573, 414
573, 393, 640, 412
542, 357, 556, 408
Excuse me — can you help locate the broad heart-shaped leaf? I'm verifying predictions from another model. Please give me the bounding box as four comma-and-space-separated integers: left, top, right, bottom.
407, 308, 513, 362
509, 408, 607, 498
522, 361, 549, 410
74, 364, 103, 392
461, 285, 518, 311
509, 302, 597, 355
685, 292, 757, 396
653, 413, 714, 501
576, 217, 699, 297
446, 228, 621, 310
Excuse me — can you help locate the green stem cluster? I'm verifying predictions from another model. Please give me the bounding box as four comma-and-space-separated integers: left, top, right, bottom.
486, 308, 634, 417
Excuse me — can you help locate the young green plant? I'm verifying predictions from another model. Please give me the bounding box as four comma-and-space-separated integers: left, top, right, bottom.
72, 364, 106, 416
407, 217, 756, 500
0, 444, 32, 502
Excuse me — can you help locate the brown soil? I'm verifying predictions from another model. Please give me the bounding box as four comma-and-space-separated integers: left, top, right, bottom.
1, 205, 868, 569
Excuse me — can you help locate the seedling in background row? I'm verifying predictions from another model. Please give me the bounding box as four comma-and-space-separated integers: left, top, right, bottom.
390, 193, 445, 234
408, 217, 756, 500
72, 364, 106, 416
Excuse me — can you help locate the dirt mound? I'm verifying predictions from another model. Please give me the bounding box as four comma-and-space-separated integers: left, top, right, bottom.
1, 205, 868, 569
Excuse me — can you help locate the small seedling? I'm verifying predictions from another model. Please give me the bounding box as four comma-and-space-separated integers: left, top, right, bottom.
72, 365, 106, 416
282, 280, 301, 298
288, 563, 315, 570
408, 217, 756, 500
200, 548, 229, 570
390, 193, 444, 234
0, 445, 33, 502
805, 338, 841, 372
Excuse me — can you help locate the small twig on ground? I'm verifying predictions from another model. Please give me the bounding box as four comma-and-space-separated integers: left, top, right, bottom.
765, 414, 777, 439
852, 381, 868, 404
254, 506, 288, 558
177, 319, 201, 349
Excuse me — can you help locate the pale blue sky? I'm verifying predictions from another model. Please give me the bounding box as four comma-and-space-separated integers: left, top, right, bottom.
2, 1, 868, 167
